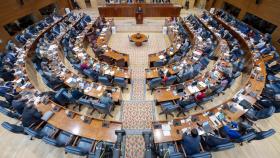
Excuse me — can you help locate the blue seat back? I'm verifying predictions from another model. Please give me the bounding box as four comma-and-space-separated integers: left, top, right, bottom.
149, 78, 162, 89
165, 76, 177, 86
113, 77, 127, 88
98, 76, 112, 86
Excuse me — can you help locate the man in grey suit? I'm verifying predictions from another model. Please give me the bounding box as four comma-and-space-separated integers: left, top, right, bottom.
99, 92, 113, 106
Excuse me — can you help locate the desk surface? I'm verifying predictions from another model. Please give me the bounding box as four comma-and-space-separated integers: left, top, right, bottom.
130, 33, 148, 43
17, 15, 122, 143
36, 103, 121, 142
152, 12, 268, 144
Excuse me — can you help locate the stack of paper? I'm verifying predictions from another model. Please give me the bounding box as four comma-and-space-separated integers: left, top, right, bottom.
198, 81, 207, 88
97, 85, 102, 91
188, 85, 200, 94
162, 124, 171, 136
66, 77, 77, 85
159, 55, 165, 60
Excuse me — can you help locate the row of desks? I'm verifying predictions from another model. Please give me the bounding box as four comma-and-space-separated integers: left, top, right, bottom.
95, 24, 130, 67
152, 13, 267, 143
20, 15, 122, 143
36, 101, 121, 142
98, 3, 181, 17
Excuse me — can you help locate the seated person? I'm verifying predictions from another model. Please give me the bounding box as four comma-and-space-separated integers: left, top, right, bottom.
182, 128, 201, 156
159, 68, 171, 84
99, 92, 114, 106
22, 101, 42, 127
219, 121, 254, 140
12, 95, 28, 115
201, 134, 231, 150
195, 91, 206, 102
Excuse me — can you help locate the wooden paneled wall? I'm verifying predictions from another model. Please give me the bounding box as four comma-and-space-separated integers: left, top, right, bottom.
0, 0, 72, 51
205, 0, 280, 51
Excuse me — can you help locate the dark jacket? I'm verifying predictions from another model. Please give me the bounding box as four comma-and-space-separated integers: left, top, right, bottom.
182, 133, 201, 155
22, 106, 42, 127
12, 99, 27, 114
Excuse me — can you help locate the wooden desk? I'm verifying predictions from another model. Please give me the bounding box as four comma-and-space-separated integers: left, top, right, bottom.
103, 50, 129, 63
152, 12, 268, 144
152, 105, 247, 143
154, 88, 181, 103
130, 33, 148, 46
16, 15, 122, 143
36, 103, 122, 142
98, 3, 181, 17
62, 72, 122, 103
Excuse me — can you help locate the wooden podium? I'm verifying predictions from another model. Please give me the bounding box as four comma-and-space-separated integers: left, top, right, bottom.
135, 11, 143, 24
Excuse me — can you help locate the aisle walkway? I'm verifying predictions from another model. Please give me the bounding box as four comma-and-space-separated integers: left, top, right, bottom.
108, 30, 170, 158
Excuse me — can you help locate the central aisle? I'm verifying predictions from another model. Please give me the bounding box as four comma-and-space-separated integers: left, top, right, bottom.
108, 30, 170, 157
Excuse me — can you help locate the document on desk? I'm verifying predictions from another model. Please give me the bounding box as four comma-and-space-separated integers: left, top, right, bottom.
181, 127, 190, 134
162, 124, 171, 131
163, 130, 171, 136
66, 77, 76, 85
198, 81, 207, 88
73, 47, 80, 52
97, 85, 102, 91
84, 87, 92, 93
188, 85, 200, 94
159, 55, 165, 60
192, 56, 199, 61
48, 44, 58, 51
104, 69, 111, 75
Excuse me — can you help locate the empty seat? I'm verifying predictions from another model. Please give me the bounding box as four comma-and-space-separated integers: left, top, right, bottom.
43, 131, 74, 147
24, 123, 57, 139
153, 60, 165, 67
255, 129, 276, 140
160, 102, 179, 119
148, 78, 162, 94
177, 102, 198, 117
1, 122, 24, 134
245, 106, 275, 121
65, 137, 95, 156
92, 102, 113, 118
235, 132, 257, 143
164, 75, 177, 86
98, 76, 112, 86
113, 77, 127, 89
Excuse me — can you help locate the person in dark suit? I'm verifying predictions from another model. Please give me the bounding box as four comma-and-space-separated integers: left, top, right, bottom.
0, 67, 15, 81
12, 96, 28, 115
201, 134, 231, 150
22, 102, 42, 127
182, 128, 201, 156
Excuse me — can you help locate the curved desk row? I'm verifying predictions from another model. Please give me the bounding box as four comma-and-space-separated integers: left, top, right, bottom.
152, 11, 267, 144
13, 14, 123, 143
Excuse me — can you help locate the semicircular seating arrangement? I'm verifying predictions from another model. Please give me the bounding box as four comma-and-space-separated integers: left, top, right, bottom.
0, 7, 280, 158
0, 12, 126, 158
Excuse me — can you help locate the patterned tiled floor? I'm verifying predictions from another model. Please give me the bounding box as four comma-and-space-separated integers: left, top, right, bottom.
122, 101, 153, 130
107, 29, 171, 157
108, 32, 170, 68
125, 135, 145, 158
